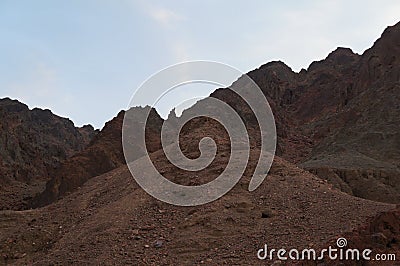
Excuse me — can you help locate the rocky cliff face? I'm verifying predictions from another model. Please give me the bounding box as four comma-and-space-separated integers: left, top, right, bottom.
0, 98, 96, 210
222, 22, 400, 203
33, 107, 163, 207
298, 23, 400, 203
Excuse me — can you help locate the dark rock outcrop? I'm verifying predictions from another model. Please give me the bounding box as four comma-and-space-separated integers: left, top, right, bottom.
0, 98, 96, 210
33, 107, 163, 207
236, 22, 400, 203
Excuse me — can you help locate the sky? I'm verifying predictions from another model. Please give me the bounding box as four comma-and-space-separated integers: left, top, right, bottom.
0, 1, 399, 129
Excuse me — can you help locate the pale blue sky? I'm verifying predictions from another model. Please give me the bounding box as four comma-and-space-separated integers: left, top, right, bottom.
1, 1, 399, 128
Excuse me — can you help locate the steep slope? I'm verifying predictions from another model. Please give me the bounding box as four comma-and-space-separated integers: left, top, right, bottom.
0, 98, 96, 210
33, 107, 163, 207
209, 22, 400, 203
299, 22, 400, 203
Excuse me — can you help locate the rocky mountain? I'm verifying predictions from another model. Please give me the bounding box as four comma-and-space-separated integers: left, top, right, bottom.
0, 98, 96, 210
1, 21, 399, 265
32, 107, 163, 207
31, 21, 400, 209
218, 21, 400, 203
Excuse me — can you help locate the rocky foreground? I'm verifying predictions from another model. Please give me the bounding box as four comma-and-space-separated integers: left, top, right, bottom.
0, 154, 397, 265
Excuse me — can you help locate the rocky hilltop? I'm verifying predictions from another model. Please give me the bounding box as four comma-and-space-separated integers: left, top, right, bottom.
0, 98, 96, 210
32, 107, 163, 207
210, 21, 400, 203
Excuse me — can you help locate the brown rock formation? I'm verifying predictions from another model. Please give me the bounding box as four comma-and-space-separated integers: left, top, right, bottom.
0, 98, 96, 210
33, 107, 163, 207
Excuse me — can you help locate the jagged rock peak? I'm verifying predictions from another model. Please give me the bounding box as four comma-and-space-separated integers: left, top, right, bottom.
308, 47, 359, 72
379, 21, 400, 40
247, 60, 296, 85
167, 108, 178, 120
0, 97, 29, 112
326, 47, 357, 60
257, 60, 294, 72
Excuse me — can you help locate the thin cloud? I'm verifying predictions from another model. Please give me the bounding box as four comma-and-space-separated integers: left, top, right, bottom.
133, 2, 189, 62
148, 6, 184, 28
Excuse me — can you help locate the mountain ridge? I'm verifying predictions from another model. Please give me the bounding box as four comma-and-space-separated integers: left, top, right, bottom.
1, 21, 400, 265
28, 21, 400, 207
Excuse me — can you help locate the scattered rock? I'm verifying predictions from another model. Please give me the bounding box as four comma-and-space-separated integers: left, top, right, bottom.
154, 240, 163, 248
261, 209, 274, 218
